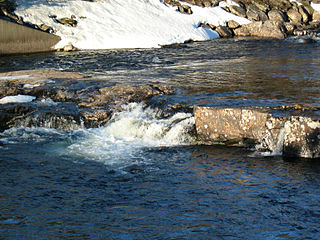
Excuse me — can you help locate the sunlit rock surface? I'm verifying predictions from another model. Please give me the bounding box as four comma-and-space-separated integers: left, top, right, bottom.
194, 106, 320, 158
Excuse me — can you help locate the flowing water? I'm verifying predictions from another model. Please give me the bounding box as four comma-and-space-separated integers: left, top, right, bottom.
1, 38, 320, 239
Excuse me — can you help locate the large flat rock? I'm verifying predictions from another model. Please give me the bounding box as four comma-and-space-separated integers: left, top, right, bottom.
194, 106, 320, 158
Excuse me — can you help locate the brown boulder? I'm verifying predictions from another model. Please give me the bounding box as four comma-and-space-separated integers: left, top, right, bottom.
268, 10, 287, 22
227, 20, 240, 29
287, 8, 302, 24
215, 25, 233, 38
234, 20, 286, 38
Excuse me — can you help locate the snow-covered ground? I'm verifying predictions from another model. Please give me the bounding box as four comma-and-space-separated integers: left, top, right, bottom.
15, 0, 250, 49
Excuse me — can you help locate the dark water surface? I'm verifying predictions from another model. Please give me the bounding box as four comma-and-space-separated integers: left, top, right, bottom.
1, 38, 320, 239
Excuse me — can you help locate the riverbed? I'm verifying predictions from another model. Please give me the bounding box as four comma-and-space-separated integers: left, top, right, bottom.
0, 38, 320, 239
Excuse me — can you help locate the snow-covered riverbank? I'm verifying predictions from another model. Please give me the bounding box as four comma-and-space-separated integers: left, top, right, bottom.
15, 0, 250, 49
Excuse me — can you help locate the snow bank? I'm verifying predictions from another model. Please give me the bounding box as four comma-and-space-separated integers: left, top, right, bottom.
15, 0, 250, 49
311, 2, 320, 12
0, 95, 36, 104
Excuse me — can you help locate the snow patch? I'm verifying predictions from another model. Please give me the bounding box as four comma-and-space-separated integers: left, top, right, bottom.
15, 0, 250, 49
0, 95, 36, 104
0, 75, 33, 80
311, 2, 320, 12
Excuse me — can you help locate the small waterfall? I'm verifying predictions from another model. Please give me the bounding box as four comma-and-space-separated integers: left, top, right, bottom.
66, 103, 196, 163
253, 127, 286, 157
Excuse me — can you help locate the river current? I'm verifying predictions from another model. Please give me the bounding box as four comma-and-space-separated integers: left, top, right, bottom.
1, 38, 320, 239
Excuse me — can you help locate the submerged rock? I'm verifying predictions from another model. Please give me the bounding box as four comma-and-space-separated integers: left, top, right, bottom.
0, 69, 175, 131
194, 106, 320, 159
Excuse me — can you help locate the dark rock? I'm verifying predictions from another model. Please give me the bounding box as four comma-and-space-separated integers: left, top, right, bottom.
38, 24, 54, 33
1, 7, 23, 24
229, 5, 247, 18
0, 0, 16, 13
55, 17, 77, 27
0, 69, 175, 131
246, 4, 268, 21
268, 0, 292, 11
303, 5, 314, 16
298, 5, 311, 23
198, 22, 216, 29
178, 5, 193, 14
215, 25, 233, 38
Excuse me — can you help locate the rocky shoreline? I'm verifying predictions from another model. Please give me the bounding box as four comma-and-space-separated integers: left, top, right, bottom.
1, 0, 320, 53
0, 69, 319, 159
165, 0, 320, 39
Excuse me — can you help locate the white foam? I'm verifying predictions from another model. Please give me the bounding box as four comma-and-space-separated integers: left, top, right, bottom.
15, 0, 250, 49
0, 95, 36, 104
66, 103, 195, 163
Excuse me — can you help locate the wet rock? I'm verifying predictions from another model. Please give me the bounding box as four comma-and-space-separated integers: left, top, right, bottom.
194, 106, 320, 158
0, 69, 175, 131
234, 20, 286, 38
215, 25, 233, 38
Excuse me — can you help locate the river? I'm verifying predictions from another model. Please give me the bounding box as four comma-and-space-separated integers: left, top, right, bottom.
0, 38, 320, 239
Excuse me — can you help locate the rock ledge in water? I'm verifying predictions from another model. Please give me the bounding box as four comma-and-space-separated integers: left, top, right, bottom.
194, 106, 320, 159
0, 69, 175, 131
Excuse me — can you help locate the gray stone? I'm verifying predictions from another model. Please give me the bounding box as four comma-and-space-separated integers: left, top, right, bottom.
246, 4, 268, 21
229, 5, 247, 18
